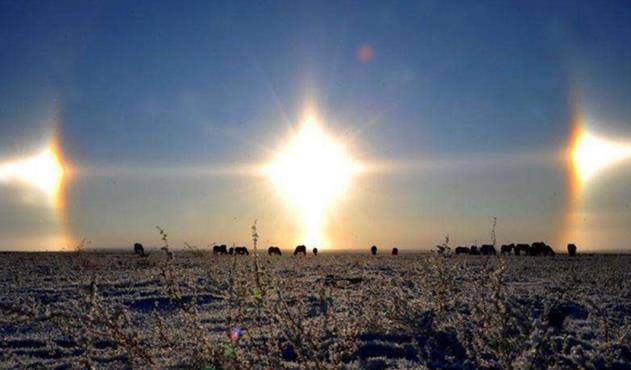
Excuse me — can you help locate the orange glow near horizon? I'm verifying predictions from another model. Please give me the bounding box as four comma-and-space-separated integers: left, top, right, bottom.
264, 114, 361, 248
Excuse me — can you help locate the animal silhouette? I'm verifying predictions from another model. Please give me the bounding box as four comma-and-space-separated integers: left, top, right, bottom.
133, 243, 145, 257
294, 245, 307, 256
501, 244, 514, 255
480, 244, 496, 255
455, 246, 470, 255
234, 246, 249, 255
529, 242, 555, 256
213, 244, 228, 255
268, 246, 282, 256
514, 244, 530, 256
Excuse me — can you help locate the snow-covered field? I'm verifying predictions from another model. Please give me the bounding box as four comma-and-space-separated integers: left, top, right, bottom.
1, 251, 629, 369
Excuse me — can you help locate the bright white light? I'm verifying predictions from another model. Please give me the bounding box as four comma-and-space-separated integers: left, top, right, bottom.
264, 116, 359, 247
0, 146, 64, 200
571, 130, 631, 184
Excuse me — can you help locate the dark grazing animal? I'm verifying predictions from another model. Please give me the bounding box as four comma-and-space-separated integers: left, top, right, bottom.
213, 244, 228, 255
228, 247, 234, 255
451, 243, 554, 258
312, 248, 318, 256
522, 242, 555, 257
501, 244, 514, 255
514, 244, 530, 256
234, 246, 249, 255
392, 247, 399, 255
294, 245, 307, 256
567, 243, 577, 257
455, 246, 470, 255
133, 243, 145, 257
530, 242, 544, 256
370, 245, 378, 255
268, 246, 282, 256
534, 242, 552, 256
480, 244, 496, 255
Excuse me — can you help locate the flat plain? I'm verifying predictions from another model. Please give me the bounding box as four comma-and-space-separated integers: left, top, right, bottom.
0, 251, 629, 369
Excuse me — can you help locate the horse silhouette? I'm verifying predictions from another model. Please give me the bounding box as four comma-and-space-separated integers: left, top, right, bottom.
213, 244, 228, 255
501, 244, 514, 255
480, 244, 496, 255
133, 243, 145, 257
294, 245, 307, 256
514, 244, 530, 256
234, 246, 249, 255
268, 246, 282, 256
455, 246, 470, 255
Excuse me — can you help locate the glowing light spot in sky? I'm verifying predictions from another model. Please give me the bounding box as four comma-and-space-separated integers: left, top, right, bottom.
0, 144, 65, 202
571, 129, 631, 184
264, 115, 361, 248
561, 123, 631, 251
357, 44, 374, 62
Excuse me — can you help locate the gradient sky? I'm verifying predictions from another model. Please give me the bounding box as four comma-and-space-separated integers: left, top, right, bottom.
2, 1, 631, 251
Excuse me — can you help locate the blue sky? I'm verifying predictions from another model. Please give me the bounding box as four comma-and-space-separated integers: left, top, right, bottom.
1, 1, 631, 251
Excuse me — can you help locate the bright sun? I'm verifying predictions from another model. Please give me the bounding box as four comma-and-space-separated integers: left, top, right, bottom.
265, 116, 360, 248
571, 129, 631, 184
0, 144, 65, 201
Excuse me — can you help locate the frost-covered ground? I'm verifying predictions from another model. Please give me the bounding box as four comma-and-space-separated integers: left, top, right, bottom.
0, 251, 629, 369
